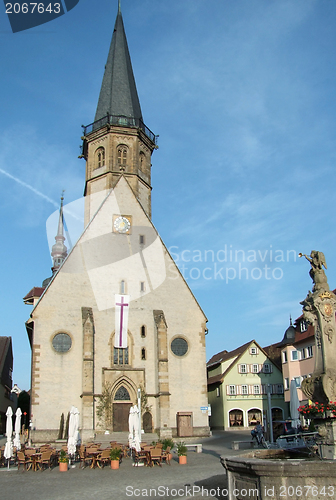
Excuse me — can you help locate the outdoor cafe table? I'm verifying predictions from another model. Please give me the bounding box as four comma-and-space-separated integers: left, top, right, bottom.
30, 453, 41, 471
86, 450, 101, 468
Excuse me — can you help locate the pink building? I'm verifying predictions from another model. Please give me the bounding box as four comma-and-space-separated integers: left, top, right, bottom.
280, 317, 315, 404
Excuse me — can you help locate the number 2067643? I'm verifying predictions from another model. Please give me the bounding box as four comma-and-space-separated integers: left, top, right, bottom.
6, 3, 61, 14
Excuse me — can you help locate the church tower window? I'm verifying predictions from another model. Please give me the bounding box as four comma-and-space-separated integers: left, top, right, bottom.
141, 348, 146, 360
117, 146, 127, 169
95, 147, 105, 169
141, 325, 146, 338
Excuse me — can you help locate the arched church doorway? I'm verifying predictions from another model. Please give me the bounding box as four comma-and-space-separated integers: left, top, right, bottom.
113, 385, 132, 432
143, 412, 153, 433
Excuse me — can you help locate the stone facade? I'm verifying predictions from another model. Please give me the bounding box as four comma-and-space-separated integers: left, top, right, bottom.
28, 177, 210, 441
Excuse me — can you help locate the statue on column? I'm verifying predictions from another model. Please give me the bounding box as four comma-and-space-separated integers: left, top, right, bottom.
299, 251, 336, 403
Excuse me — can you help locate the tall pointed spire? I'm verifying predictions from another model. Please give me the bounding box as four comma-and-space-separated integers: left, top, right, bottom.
51, 193, 68, 275
94, 5, 142, 122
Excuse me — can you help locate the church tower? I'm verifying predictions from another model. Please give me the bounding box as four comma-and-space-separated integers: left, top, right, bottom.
80, 3, 157, 225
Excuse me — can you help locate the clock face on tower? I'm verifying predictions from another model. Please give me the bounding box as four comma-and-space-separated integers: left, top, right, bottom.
113, 215, 132, 234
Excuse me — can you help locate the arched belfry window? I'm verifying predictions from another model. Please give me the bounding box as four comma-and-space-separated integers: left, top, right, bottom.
117, 145, 127, 170
95, 147, 105, 169
139, 151, 146, 167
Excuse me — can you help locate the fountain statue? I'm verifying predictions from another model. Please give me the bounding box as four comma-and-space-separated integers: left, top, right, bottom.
299, 251, 336, 459
299, 251, 336, 404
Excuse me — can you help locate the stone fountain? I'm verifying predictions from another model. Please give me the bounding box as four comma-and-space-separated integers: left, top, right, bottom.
221, 251, 336, 499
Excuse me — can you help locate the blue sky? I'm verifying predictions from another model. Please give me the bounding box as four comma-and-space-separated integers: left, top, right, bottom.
1, 0, 336, 391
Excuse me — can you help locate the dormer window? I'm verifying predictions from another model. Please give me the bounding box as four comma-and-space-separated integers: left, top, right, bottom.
300, 320, 308, 333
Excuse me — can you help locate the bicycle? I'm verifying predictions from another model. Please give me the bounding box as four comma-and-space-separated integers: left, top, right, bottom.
252, 432, 268, 449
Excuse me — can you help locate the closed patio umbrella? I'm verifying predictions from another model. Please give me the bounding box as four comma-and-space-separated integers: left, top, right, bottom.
4, 406, 13, 468
67, 406, 80, 457
13, 407, 22, 451
133, 406, 141, 453
128, 406, 135, 449
290, 379, 301, 429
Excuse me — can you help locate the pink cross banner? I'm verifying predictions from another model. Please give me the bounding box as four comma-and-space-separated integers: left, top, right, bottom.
114, 294, 130, 348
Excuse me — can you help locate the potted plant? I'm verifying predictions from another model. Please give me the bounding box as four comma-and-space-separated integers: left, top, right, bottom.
162, 438, 174, 462
176, 441, 187, 465
59, 449, 69, 472
110, 447, 122, 469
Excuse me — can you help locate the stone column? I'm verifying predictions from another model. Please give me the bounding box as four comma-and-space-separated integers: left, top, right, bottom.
81, 307, 95, 441
154, 310, 172, 438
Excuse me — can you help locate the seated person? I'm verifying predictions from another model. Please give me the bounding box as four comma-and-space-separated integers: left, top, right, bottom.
251, 421, 263, 444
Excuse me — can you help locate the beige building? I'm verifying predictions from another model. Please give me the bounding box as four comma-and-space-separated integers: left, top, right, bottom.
24, 5, 209, 442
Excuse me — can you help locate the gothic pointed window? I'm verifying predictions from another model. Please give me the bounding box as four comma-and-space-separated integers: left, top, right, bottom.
114, 386, 131, 401
117, 145, 127, 170
95, 147, 105, 169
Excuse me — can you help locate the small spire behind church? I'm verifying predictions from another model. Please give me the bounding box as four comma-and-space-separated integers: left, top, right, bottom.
51, 192, 68, 275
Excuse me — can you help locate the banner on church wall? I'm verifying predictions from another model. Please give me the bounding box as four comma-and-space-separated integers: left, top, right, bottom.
115, 294, 130, 348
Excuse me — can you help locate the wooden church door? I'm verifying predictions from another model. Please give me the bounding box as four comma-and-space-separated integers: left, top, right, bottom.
113, 385, 132, 432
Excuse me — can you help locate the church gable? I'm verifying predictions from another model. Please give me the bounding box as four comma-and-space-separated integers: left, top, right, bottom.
34, 175, 205, 319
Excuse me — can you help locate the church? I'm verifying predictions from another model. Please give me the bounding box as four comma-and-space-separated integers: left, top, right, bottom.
24, 3, 210, 442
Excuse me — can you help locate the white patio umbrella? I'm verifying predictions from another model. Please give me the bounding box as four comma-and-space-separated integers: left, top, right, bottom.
13, 408, 22, 451
67, 406, 80, 457
4, 406, 13, 468
133, 406, 141, 453
290, 379, 301, 429
128, 406, 136, 449
137, 388, 142, 446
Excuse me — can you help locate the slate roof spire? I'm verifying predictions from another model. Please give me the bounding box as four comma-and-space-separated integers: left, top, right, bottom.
94, 4, 143, 122
51, 193, 68, 275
